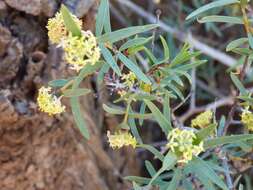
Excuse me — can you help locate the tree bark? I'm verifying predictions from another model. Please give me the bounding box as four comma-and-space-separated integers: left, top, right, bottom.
0, 1, 138, 189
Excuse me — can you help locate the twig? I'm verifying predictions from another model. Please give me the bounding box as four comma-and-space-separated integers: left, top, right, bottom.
190, 45, 196, 109
114, 0, 237, 67
179, 96, 235, 123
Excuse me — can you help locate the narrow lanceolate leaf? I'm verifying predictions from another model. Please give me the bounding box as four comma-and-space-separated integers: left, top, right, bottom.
95, 0, 111, 36
144, 99, 172, 135
148, 152, 177, 186
247, 32, 253, 49
103, 104, 152, 119
145, 161, 156, 177
226, 38, 248, 51
139, 102, 146, 126
196, 123, 216, 141
100, 44, 122, 76
159, 35, 170, 62
163, 91, 171, 126
103, 104, 125, 115
166, 169, 182, 190
137, 144, 164, 161
191, 157, 228, 190
119, 37, 153, 51
97, 24, 158, 44
63, 88, 91, 97
198, 16, 243, 24
186, 0, 239, 20
70, 97, 90, 139
230, 72, 247, 95
49, 79, 70, 87
70, 62, 103, 139
128, 109, 143, 144
61, 5, 81, 37
118, 52, 151, 84
204, 134, 253, 149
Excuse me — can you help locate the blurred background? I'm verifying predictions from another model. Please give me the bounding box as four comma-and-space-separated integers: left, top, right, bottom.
0, 0, 252, 189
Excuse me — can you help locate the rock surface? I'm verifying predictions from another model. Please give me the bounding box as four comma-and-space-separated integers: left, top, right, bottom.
0, 1, 139, 190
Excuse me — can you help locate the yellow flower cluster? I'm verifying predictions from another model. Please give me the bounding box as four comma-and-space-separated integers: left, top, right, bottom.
46, 11, 100, 71
166, 128, 204, 163
118, 72, 152, 97
62, 31, 100, 71
241, 109, 253, 131
140, 82, 152, 93
46, 12, 82, 44
37, 86, 65, 115
122, 72, 137, 88
107, 131, 137, 149
191, 110, 213, 128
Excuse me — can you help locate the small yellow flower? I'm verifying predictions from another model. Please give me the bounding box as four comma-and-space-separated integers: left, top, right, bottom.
191, 110, 213, 128
37, 86, 65, 115
62, 31, 100, 71
122, 72, 136, 88
107, 130, 137, 149
166, 128, 204, 163
46, 11, 82, 44
241, 109, 253, 131
140, 82, 152, 93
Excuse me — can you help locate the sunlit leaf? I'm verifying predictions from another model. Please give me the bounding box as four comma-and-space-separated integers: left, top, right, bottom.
186, 0, 239, 20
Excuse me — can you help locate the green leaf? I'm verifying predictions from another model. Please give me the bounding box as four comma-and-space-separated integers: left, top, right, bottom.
125, 176, 151, 185
226, 38, 248, 51
100, 44, 122, 76
95, 0, 111, 36
247, 32, 253, 49
159, 35, 170, 62
218, 115, 226, 136
196, 123, 216, 141
118, 52, 151, 84
97, 24, 158, 44
170, 44, 198, 67
145, 161, 157, 177
70, 97, 89, 139
70, 61, 103, 139
137, 144, 164, 161
167, 83, 184, 100
148, 152, 177, 186
191, 157, 228, 190
230, 72, 247, 95
198, 15, 243, 24
176, 60, 207, 71
186, 0, 239, 20
204, 134, 253, 149
129, 108, 143, 144
125, 176, 166, 186
144, 99, 172, 135
61, 5, 81, 37
103, 104, 125, 115
232, 47, 252, 55
133, 182, 142, 190
103, 104, 152, 119
97, 62, 110, 84
48, 79, 70, 87
139, 102, 146, 126
63, 88, 91, 97
163, 91, 171, 127
119, 37, 153, 51
166, 169, 181, 190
